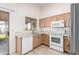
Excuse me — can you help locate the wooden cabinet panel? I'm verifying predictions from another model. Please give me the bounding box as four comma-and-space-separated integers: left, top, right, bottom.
64, 36, 70, 53
51, 16, 57, 21
39, 19, 45, 28
16, 37, 22, 54
39, 18, 51, 28
56, 14, 64, 20
44, 17, 51, 27
38, 34, 43, 45
33, 35, 39, 48
33, 34, 49, 48
64, 13, 71, 27
42, 34, 49, 46
33, 34, 42, 48
39, 12, 70, 28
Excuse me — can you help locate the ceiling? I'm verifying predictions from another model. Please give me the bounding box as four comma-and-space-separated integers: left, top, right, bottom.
34, 3, 53, 7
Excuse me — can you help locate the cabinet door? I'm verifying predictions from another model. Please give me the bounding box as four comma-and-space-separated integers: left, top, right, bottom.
44, 17, 51, 27
38, 34, 42, 45
33, 35, 43, 48
64, 36, 70, 53
39, 19, 45, 28
51, 16, 57, 21
33, 35, 39, 48
64, 13, 71, 27
43, 34, 49, 46
56, 14, 64, 20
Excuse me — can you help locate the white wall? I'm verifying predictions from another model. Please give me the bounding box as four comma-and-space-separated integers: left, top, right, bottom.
0, 3, 40, 54
40, 3, 71, 18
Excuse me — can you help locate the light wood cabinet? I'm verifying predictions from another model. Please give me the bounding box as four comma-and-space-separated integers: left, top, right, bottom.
56, 14, 64, 20
38, 34, 43, 45
39, 12, 70, 28
51, 16, 57, 21
44, 18, 51, 27
0, 11, 9, 21
39, 17, 51, 28
39, 18, 48, 28
33, 34, 42, 48
33, 34, 49, 48
42, 34, 49, 46
64, 13, 71, 27
64, 36, 70, 53
39, 19, 45, 28
16, 37, 22, 54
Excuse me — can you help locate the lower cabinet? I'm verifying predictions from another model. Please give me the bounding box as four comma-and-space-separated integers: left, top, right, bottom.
42, 34, 49, 46
64, 36, 70, 53
16, 36, 33, 55
16, 37, 22, 54
33, 34, 42, 48
33, 34, 49, 48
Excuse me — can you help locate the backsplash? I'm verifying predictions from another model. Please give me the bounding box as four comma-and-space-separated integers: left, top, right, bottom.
40, 27, 70, 36
40, 27, 52, 32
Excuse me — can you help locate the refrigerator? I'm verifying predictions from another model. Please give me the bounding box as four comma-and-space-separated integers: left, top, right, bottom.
71, 3, 79, 55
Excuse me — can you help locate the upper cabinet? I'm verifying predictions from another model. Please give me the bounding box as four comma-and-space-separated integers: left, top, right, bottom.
44, 17, 51, 27
64, 13, 71, 27
39, 12, 70, 28
0, 10, 9, 21
39, 17, 51, 28
39, 19, 45, 28
25, 17, 37, 30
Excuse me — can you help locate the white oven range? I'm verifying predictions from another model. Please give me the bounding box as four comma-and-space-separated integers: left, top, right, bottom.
50, 33, 64, 52
50, 20, 65, 52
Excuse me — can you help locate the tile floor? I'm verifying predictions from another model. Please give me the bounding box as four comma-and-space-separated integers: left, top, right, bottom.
0, 39, 8, 55
27, 45, 67, 55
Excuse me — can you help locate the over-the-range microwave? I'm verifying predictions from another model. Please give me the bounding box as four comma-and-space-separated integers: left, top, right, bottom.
51, 20, 64, 27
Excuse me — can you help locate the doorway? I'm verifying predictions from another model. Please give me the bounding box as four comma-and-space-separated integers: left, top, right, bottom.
0, 10, 9, 55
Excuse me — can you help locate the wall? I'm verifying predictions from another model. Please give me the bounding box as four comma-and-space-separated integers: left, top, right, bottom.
0, 3, 40, 54
40, 3, 71, 18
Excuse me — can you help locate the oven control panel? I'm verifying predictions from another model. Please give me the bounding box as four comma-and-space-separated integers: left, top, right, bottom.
51, 28, 65, 35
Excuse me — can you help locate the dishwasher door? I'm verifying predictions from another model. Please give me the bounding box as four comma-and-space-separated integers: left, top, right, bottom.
22, 36, 33, 54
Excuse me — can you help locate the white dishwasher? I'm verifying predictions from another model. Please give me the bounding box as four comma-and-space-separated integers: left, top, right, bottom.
22, 36, 33, 54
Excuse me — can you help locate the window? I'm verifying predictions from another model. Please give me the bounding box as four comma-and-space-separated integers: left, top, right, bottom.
0, 21, 6, 33
27, 23, 31, 30
25, 17, 37, 30
0, 21, 6, 39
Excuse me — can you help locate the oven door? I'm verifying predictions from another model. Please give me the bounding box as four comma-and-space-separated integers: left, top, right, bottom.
50, 34, 63, 46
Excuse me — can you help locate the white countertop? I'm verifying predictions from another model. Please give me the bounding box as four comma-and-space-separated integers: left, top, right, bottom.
15, 27, 70, 38
16, 34, 33, 37
15, 31, 33, 37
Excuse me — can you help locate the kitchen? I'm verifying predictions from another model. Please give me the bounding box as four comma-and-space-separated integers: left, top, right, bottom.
0, 3, 78, 55
15, 4, 71, 55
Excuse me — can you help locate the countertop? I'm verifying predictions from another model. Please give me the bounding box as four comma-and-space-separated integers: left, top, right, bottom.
15, 29, 70, 38
15, 31, 33, 38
